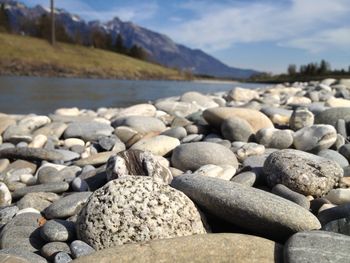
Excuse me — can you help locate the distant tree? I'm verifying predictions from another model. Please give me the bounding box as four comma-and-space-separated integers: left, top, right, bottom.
348, 65, 350, 73
318, 59, 331, 74
0, 3, 10, 32
37, 14, 72, 43
115, 34, 126, 54
128, 44, 148, 60
90, 28, 109, 49
287, 64, 297, 75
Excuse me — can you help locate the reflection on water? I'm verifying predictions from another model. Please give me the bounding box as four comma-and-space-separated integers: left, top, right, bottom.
0, 76, 266, 114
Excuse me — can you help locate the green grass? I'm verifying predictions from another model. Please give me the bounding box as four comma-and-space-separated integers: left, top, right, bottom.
0, 33, 183, 80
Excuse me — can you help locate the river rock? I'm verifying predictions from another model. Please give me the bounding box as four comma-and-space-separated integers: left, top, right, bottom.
0, 206, 18, 225
0, 159, 9, 173
54, 252, 72, 263
234, 143, 265, 162
161, 127, 187, 140
194, 164, 236, 180
0, 182, 11, 206
12, 182, 69, 199
230, 170, 257, 186
326, 97, 350, 107
33, 122, 67, 139
0, 253, 28, 263
293, 125, 337, 152
289, 107, 314, 131
317, 149, 349, 168
40, 219, 75, 242
0, 147, 64, 162
220, 117, 254, 142
0, 248, 46, 263
284, 230, 350, 263
0, 116, 16, 135
105, 150, 172, 184
28, 134, 47, 148
171, 142, 238, 171
17, 192, 60, 212
272, 184, 310, 209
76, 176, 207, 250
155, 100, 201, 117
203, 107, 274, 132
64, 138, 85, 148
264, 149, 343, 196
116, 104, 156, 118
74, 151, 115, 167
261, 107, 292, 126
40, 241, 71, 260
325, 189, 350, 205
73, 234, 282, 263
70, 240, 95, 258
171, 174, 320, 240
315, 107, 350, 127
111, 116, 165, 134
130, 135, 180, 156
323, 218, 350, 235
256, 128, 294, 149
63, 121, 113, 141
44, 192, 92, 219
228, 87, 259, 102
180, 91, 218, 108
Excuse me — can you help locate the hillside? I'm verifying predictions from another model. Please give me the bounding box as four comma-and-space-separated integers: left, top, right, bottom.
0, 33, 183, 80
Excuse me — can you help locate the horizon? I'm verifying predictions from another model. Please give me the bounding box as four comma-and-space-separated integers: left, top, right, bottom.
19, 0, 350, 74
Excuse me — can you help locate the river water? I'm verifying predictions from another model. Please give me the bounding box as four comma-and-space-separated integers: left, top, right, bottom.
0, 76, 267, 114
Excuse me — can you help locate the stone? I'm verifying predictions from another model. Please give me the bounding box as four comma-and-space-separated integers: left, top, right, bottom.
0, 147, 64, 162
71, 177, 89, 192
55, 107, 80, 116
0, 116, 16, 135
74, 151, 116, 167
181, 134, 204, 143
54, 150, 80, 162
20, 174, 36, 185
286, 96, 312, 105
228, 87, 259, 102
40, 242, 71, 260
264, 149, 343, 196
284, 231, 350, 263
0, 206, 18, 225
325, 188, 350, 205
44, 192, 92, 219
64, 138, 85, 148
0, 248, 46, 263
317, 149, 349, 168
171, 175, 320, 240
261, 107, 292, 126
70, 240, 95, 259
230, 170, 257, 186
116, 104, 157, 118
0, 253, 28, 263
317, 204, 350, 225
272, 184, 310, 209
256, 128, 294, 149
194, 164, 236, 180
323, 218, 350, 235
0, 183, 11, 206
12, 182, 69, 200
38, 167, 61, 184
234, 143, 265, 162
220, 117, 254, 142
203, 107, 274, 132
293, 125, 337, 152
54, 252, 72, 263
17, 192, 60, 212
336, 119, 347, 138
16, 207, 41, 215
130, 135, 180, 156
111, 116, 165, 134
76, 176, 207, 250
289, 107, 314, 131
160, 127, 187, 140
180, 92, 218, 108
326, 97, 350, 107
40, 219, 75, 242
0, 159, 9, 173
28, 134, 47, 149
155, 100, 201, 117
97, 136, 117, 151
64, 122, 113, 141
106, 150, 173, 184
171, 142, 238, 171
73, 234, 282, 263
339, 144, 350, 161
33, 122, 67, 139
315, 107, 350, 127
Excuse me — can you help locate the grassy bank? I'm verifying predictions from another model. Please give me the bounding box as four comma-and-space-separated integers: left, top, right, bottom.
0, 33, 183, 80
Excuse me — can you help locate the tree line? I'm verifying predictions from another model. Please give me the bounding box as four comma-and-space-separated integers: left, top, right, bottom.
0, 4, 148, 61
287, 60, 350, 77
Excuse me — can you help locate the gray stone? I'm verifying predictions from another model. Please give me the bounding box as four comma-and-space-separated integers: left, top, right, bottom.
181, 134, 204, 143
17, 192, 60, 212
0, 147, 64, 162
54, 252, 72, 263
71, 178, 89, 192
97, 136, 117, 151
73, 151, 115, 167
0, 206, 18, 225
220, 117, 254, 142
106, 150, 172, 184
171, 174, 321, 240
161, 127, 187, 140
40, 219, 75, 242
171, 142, 238, 171
33, 122, 67, 139
284, 231, 350, 263
323, 217, 350, 235
44, 192, 92, 219
12, 182, 69, 200
339, 144, 350, 161
76, 177, 207, 250
40, 242, 71, 260
264, 149, 343, 196
293, 125, 337, 152
70, 240, 95, 259
64, 122, 113, 141
155, 100, 201, 117
336, 119, 347, 138
111, 116, 165, 134
272, 184, 310, 209
317, 149, 349, 168
38, 167, 61, 184
0, 183, 11, 206
230, 171, 256, 186
234, 142, 265, 162
180, 91, 218, 108
289, 107, 314, 130
0, 253, 28, 263
317, 204, 350, 226
315, 107, 350, 127
256, 128, 294, 149
0, 248, 46, 263
54, 150, 80, 162
325, 188, 350, 205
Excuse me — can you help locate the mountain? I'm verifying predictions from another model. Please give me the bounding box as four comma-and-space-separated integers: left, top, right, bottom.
0, 0, 259, 79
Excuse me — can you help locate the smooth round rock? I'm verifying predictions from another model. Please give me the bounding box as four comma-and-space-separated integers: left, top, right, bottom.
221, 117, 254, 142
180, 91, 219, 108
317, 149, 349, 168
76, 176, 207, 250
71, 177, 89, 192
229, 87, 259, 102
194, 164, 236, 180
54, 252, 72, 263
315, 107, 350, 127
40, 242, 71, 260
70, 240, 95, 259
73, 234, 282, 263
130, 135, 180, 156
116, 104, 156, 118
40, 219, 76, 242
17, 192, 60, 212
64, 138, 85, 148
106, 150, 172, 184
264, 149, 343, 196
289, 107, 314, 131
12, 182, 69, 200
203, 107, 274, 132
171, 175, 320, 240
0, 248, 46, 263
284, 231, 350, 263
234, 143, 265, 162
171, 142, 238, 171
272, 184, 310, 209
230, 171, 257, 186
155, 100, 201, 117
325, 189, 350, 205
38, 167, 61, 184
64, 121, 113, 141
323, 218, 350, 235
256, 128, 294, 149
111, 116, 165, 134
0, 182, 11, 206
160, 127, 187, 140
0, 206, 19, 225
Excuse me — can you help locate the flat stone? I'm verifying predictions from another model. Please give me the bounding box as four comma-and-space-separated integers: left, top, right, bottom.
171, 174, 321, 240
17, 192, 60, 212
38, 167, 61, 184
221, 117, 254, 142
180, 92, 218, 108
325, 188, 350, 205
315, 107, 350, 127
0, 248, 46, 263
0, 206, 19, 225
317, 149, 349, 168
171, 142, 238, 171
76, 177, 207, 250
0, 147, 64, 162
73, 234, 282, 263
74, 151, 116, 167
130, 135, 180, 156
160, 127, 187, 140
106, 150, 173, 184
256, 128, 294, 149
194, 164, 236, 180
203, 107, 274, 132
64, 122, 113, 141
272, 184, 310, 209
12, 182, 69, 200
284, 230, 350, 263
264, 149, 343, 196
44, 192, 92, 219
70, 240, 95, 259
40, 242, 71, 260
40, 219, 75, 242
0, 183, 11, 206
111, 116, 165, 134
230, 171, 257, 186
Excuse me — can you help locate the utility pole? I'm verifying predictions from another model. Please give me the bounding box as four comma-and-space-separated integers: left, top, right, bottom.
50, 0, 55, 45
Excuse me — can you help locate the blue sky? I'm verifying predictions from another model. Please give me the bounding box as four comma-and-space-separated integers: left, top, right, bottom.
21, 0, 350, 73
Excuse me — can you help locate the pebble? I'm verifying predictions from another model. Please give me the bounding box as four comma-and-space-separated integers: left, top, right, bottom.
220, 117, 254, 142
234, 142, 265, 162
40, 219, 76, 242
171, 174, 321, 240
323, 218, 350, 235
272, 184, 310, 209
70, 240, 95, 259
325, 188, 350, 205
40, 241, 71, 260
0, 158, 9, 173
130, 135, 180, 156
181, 134, 204, 143
160, 127, 187, 140
315, 107, 350, 127
54, 252, 72, 263
289, 107, 314, 130
71, 177, 89, 192
0, 147, 64, 162
228, 87, 259, 102
12, 182, 69, 199
180, 91, 219, 108
64, 138, 85, 148
317, 203, 350, 226
0, 248, 47, 263
317, 149, 349, 168
194, 164, 236, 180
17, 192, 60, 212
0, 205, 18, 225
28, 134, 47, 148
0, 182, 11, 206
64, 121, 114, 141
256, 128, 294, 149
155, 100, 201, 117
111, 116, 165, 134
230, 170, 257, 186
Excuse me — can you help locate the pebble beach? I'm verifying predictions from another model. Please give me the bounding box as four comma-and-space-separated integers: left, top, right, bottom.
1, 78, 350, 262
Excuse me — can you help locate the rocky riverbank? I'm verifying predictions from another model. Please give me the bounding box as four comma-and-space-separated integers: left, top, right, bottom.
1, 78, 350, 262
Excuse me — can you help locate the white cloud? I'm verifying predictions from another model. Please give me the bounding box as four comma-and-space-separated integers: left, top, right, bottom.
162, 0, 350, 53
